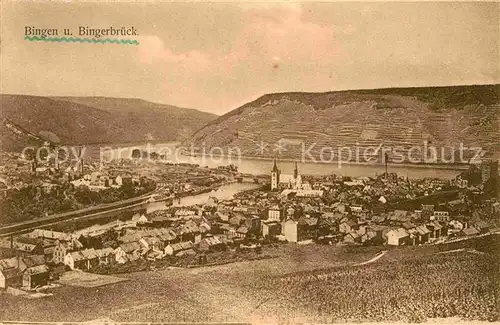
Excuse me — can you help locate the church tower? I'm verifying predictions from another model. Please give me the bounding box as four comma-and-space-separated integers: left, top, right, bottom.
271, 158, 280, 191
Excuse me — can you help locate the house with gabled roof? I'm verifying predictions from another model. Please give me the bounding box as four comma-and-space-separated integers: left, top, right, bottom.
11, 240, 44, 256
216, 211, 230, 222
219, 223, 232, 236
144, 228, 162, 238
165, 241, 194, 256
95, 247, 115, 265
474, 221, 490, 234
114, 247, 128, 264
28, 229, 72, 242
371, 214, 387, 224
53, 240, 81, 265
139, 236, 163, 251
80, 248, 99, 269
118, 241, 143, 261
414, 225, 431, 244
344, 230, 363, 244
0, 256, 26, 289
22, 255, 45, 269
262, 220, 282, 238
339, 219, 358, 234
0, 257, 26, 273
198, 236, 225, 252
119, 231, 144, 243
158, 228, 178, 245
385, 228, 410, 246
361, 225, 388, 244
176, 220, 201, 243
22, 264, 49, 289
64, 251, 86, 270
267, 205, 282, 222
427, 221, 445, 239
229, 214, 246, 227
407, 225, 431, 245
235, 225, 249, 239
388, 210, 411, 224
198, 221, 211, 235
460, 227, 480, 237
402, 221, 416, 231
317, 217, 337, 236
0, 267, 23, 289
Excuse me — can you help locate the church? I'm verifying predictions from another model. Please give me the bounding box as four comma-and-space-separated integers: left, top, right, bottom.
271, 159, 302, 190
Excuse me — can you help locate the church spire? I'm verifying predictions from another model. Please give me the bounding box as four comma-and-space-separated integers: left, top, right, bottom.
272, 157, 279, 173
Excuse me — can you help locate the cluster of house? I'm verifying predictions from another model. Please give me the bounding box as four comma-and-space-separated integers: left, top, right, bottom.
0, 230, 73, 290
71, 193, 498, 268
0, 228, 134, 289
2, 163, 498, 290
0, 255, 50, 290
66, 211, 255, 269
70, 172, 137, 190
1, 197, 497, 290
0, 210, 245, 284
262, 164, 499, 245
253, 200, 496, 246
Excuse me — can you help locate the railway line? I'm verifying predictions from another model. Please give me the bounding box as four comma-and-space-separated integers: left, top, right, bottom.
0, 191, 156, 237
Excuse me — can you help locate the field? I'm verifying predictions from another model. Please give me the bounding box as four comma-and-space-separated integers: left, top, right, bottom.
57, 270, 129, 288
252, 251, 498, 323
0, 238, 498, 323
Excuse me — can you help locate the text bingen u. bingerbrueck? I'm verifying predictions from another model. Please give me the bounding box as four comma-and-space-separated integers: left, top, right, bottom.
25, 26, 138, 39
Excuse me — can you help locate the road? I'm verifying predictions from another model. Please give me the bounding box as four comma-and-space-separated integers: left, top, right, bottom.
354, 250, 388, 266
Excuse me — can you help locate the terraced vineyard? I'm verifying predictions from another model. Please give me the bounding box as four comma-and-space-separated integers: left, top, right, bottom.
186, 85, 500, 163
250, 250, 498, 323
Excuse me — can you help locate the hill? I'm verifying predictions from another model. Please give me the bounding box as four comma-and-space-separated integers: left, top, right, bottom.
0, 118, 47, 151
185, 84, 500, 163
0, 95, 216, 151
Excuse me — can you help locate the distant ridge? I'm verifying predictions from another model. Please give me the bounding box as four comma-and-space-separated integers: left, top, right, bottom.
0, 94, 217, 151
184, 84, 500, 162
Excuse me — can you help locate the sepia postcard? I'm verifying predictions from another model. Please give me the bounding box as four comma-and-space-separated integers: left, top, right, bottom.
0, 1, 499, 324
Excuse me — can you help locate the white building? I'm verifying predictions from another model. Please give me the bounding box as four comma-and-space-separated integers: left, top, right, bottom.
431, 211, 450, 222
267, 205, 281, 221
385, 228, 410, 246
283, 219, 298, 243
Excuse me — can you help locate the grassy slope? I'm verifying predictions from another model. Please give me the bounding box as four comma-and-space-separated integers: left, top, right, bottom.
0, 95, 217, 149
187, 84, 500, 160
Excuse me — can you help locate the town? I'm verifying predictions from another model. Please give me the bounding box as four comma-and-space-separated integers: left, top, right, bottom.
1, 149, 499, 294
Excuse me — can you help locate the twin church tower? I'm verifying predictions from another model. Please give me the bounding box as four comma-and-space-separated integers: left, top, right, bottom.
271, 159, 302, 191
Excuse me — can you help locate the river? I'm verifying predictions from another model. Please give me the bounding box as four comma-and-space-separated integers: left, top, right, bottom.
145, 182, 260, 213
84, 142, 465, 180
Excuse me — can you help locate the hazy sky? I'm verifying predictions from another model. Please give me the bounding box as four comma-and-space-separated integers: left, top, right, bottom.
1, 1, 499, 115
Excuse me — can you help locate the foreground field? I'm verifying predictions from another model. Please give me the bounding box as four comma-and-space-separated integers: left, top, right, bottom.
0, 240, 498, 323
253, 252, 498, 322
57, 270, 129, 288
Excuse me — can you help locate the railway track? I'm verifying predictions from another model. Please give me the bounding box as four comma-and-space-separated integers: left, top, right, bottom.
0, 191, 156, 237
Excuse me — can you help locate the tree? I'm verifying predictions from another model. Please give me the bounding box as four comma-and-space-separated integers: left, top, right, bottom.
131, 149, 142, 159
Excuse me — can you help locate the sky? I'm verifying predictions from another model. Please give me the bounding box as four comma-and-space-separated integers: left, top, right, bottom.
1, 1, 499, 115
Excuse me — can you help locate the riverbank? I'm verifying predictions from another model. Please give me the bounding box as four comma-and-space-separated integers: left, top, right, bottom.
179, 151, 469, 171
